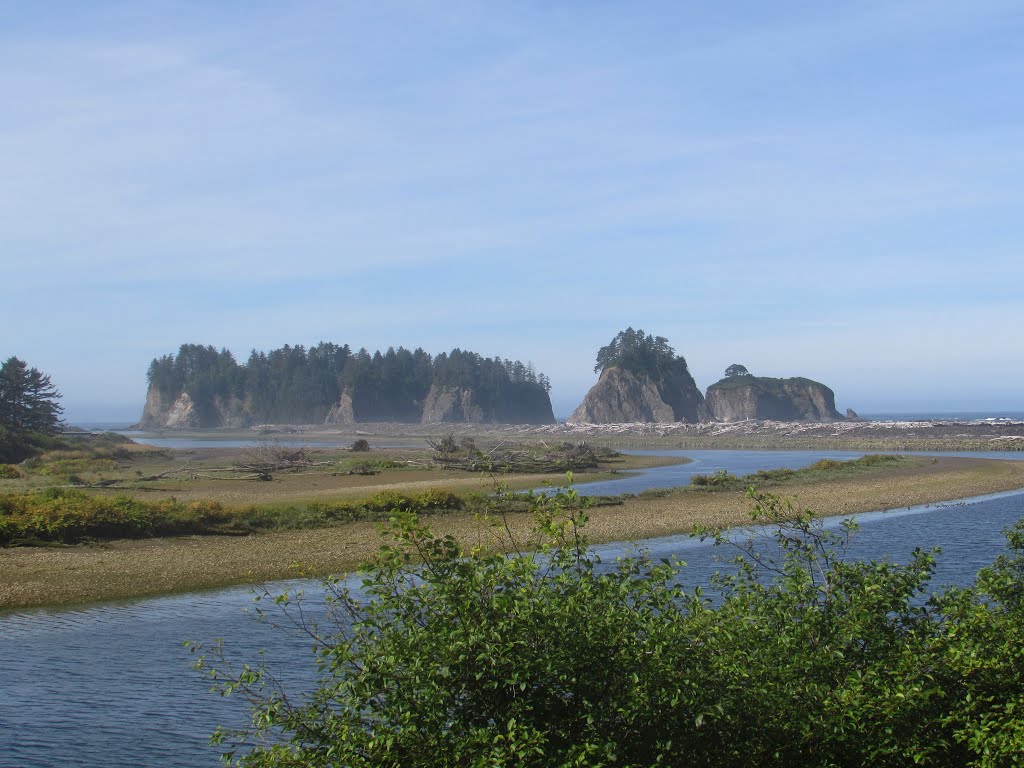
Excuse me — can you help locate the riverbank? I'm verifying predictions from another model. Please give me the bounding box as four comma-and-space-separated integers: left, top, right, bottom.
3, 456, 1024, 611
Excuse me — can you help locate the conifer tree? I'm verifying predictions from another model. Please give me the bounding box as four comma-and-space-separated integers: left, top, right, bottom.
0, 356, 63, 435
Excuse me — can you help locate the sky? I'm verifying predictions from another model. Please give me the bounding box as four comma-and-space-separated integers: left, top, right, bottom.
2, 0, 1023, 422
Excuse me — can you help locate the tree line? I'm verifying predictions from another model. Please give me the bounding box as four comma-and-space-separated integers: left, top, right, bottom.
146, 342, 553, 424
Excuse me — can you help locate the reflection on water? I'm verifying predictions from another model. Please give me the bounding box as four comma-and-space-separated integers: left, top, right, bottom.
3, 450, 1024, 767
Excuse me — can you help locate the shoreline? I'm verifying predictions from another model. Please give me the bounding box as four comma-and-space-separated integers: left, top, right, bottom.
3, 456, 1024, 612
119, 418, 1024, 455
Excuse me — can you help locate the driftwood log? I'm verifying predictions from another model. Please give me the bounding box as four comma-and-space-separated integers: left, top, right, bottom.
426, 434, 617, 474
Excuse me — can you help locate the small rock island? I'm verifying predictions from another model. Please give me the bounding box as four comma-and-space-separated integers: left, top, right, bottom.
704, 364, 842, 422
570, 329, 706, 423
570, 333, 847, 424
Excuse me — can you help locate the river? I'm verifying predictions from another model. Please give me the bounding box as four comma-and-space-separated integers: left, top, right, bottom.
2, 450, 1024, 767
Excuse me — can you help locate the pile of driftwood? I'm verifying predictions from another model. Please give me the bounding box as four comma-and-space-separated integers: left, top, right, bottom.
229, 444, 319, 481
425, 435, 618, 474
128, 445, 327, 485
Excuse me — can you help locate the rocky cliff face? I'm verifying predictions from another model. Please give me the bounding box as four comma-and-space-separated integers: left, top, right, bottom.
139, 387, 177, 429
704, 376, 842, 422
138, 387, 252, 429
568, 367, 705, 424
418, 384, 556, 424
420, 385, 485, 424
324, 392, 355, 425
139, 390, 203, 429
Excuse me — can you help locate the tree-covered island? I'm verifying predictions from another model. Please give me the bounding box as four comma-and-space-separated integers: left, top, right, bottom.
142, 342, 554, 427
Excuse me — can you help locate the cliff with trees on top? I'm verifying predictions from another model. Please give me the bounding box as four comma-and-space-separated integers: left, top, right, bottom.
704, 364, 843, 422
140, 343, 554, 428
570, 329, 706, 423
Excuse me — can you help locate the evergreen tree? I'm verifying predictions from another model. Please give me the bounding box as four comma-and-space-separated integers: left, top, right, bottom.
0, 357, 63, 435
725, 363, 750, 378
0, 357, 64, 462
594, 327, 688, 381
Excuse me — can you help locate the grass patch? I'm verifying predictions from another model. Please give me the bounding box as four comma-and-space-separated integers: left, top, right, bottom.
31, 457, 121, 477
685, 454, 905, 493
0, 485, 482, 546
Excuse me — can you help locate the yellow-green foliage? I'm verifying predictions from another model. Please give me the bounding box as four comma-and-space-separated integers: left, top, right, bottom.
33, 457, 119, 477
690, 470, 740, 488
808, 454, 901, 472
0, 490, 240, 545
0, 485, 468, 546
0, 464, 21, 479
414, 488, 463, 511
363, 488, 465, 514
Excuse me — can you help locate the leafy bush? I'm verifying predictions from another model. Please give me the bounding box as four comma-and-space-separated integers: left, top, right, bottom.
34, 457, 119, 477
363, 490, 416, 513
0, 464, 21, 479
194, 486, 1024, 767
809, 458, 844, 471
749, 467, 796, 482
809, 454, 900, 472
690, 468, 740, 487
414, 488, 463, 512
351, 438, 371, 452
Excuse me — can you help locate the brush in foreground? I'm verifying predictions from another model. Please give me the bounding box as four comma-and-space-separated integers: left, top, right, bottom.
191, 483, 1024, 767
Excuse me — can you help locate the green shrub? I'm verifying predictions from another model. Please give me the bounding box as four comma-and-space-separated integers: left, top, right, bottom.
750, 467, 796, 482
856, 453, 900, 466
35, 457, 119, 477
690, 469, 740, 487
809, 459, 844, 471
194, 488, 1024, 767
305, 501, 366, 524
364, 490, 416, 513
414, 488, 464, 512
0, 464, 21, 479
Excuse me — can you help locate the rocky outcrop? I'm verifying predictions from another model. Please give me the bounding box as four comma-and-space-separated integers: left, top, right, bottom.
139, 386, 178, 429
655, 366, 707, 423
140, 391, 202, 429
568, 367, 705, 424
420, 384, 555, 424
325, 392, 355, 425
421, 385, 485, 423
704, 376, 842, 422
138, 387, 253, 429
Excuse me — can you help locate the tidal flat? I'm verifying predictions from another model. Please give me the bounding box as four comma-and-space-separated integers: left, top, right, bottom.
3, 452, 1024, 610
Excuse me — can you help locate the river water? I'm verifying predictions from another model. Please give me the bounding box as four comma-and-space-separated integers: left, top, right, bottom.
2, 450, 1024, 767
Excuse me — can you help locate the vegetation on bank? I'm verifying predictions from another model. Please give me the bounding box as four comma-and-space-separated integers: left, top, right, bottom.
194, 485, 1024, 767
0, 486, 470, 546
0, 454, 905, 547
4, 456, 1024, 610
686, 453, 903, 489
0, 435, 633, 495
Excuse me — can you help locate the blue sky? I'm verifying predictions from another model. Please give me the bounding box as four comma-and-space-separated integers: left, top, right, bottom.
3, 0, 1022, 422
